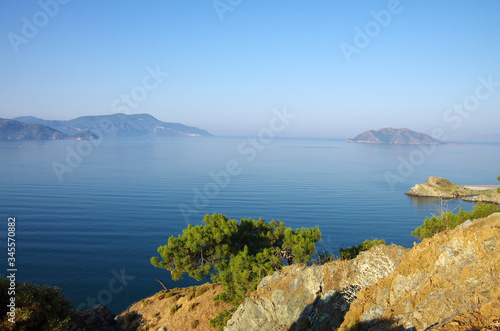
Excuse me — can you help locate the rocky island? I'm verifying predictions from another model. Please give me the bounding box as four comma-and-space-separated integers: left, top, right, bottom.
347, 127, 444, 144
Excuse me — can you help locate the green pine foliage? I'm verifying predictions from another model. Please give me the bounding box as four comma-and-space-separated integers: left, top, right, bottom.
412, 201, 500, 240
339, 239, 386, 260
151, 213, 322, 326
0, 277, 74, 330
497, 175, 500, 193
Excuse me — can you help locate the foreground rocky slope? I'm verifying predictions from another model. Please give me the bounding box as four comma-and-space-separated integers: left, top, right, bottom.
117, 283, 232, 331
226, 213, 500, 330
341, 212, 500, 330
225, 245, 409, 330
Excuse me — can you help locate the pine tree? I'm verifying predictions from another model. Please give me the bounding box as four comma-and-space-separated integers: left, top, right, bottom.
151, 213, 321, 305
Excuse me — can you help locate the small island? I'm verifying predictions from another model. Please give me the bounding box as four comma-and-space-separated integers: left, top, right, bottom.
347, 127, 444, 144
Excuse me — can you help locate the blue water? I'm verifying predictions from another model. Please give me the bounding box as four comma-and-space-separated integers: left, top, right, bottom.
1, 137, 499, 314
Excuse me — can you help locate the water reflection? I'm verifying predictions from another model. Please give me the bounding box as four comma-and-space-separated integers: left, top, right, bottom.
407, 195, 475, 215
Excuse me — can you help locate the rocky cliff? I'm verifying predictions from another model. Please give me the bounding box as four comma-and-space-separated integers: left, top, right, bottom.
225, 245, 409, 330
226, 213, 500, 330
340, 212, 500, 330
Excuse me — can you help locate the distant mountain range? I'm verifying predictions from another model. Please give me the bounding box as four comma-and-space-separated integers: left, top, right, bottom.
0, 118, 97, 140
1, 113, 212, 140
347, 127, 444, 144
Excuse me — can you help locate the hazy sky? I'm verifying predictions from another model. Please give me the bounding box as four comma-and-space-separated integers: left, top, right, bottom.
1, 1, 499, 139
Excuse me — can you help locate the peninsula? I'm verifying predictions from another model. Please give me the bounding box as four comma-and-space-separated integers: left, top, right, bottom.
10, 113, 212, 139
0, 118, 97, 140
406, 176, 500, 204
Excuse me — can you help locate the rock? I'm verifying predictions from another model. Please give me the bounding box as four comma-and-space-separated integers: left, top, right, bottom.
69, 304, 122, 331
462, 194, 500, 204
225, 245, 409, 331
340, 212, 500, 330
405, 177, 472, 199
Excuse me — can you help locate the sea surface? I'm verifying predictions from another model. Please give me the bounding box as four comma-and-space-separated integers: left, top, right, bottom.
1, 137, 499, 314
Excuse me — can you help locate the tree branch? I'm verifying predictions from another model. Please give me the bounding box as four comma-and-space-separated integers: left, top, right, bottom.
155, 279, 168, 291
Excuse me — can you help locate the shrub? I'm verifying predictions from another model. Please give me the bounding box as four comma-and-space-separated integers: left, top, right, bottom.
412, 201, 500, 240
339, 239, 386, 260
186, 291, 195, 301
170, 303, 180, 315
195, 284, 211, 298
209, 308, 236, 331
126, 311, 139, 323
0, 277, 74, 331
191, 319, 199, 329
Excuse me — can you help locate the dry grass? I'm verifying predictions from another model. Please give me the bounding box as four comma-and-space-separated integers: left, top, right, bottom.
117, 283, 232, 331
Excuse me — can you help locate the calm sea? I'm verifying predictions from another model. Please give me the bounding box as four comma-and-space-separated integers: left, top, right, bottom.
1, 137, 499, 313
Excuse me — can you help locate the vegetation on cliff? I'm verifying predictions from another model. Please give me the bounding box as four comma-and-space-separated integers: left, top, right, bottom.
0, 276, 74, 330
339, 239, 386, 260
151, 213, 322, 327
411, 201, 500, 240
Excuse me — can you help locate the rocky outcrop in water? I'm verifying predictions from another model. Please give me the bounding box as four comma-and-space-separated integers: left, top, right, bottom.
462, 193, 500, 204
405, 177, 473, 199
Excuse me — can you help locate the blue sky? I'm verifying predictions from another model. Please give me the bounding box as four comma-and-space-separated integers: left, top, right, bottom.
1, 1, 499, 139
